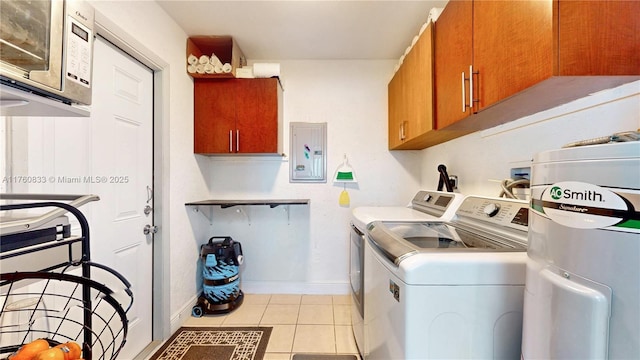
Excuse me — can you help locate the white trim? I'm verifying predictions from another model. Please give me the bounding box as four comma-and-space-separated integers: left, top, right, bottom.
170, 294, 201, 334
241, 280, 350, 295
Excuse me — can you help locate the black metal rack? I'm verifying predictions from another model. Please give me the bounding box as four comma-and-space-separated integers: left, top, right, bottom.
0, 194, 133, 360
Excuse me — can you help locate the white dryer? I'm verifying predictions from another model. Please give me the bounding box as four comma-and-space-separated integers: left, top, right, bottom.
523, 141, 639, 359
364, 195, 529, 360
350, 190, 464, 358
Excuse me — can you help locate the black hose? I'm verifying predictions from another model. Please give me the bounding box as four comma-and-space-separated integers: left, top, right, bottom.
437, 164, 453, 192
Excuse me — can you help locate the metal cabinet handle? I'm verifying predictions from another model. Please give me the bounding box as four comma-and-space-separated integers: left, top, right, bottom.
469, 65, 474, 113
229, 130, 233, 152
469, 65, 480, 113
461, 71, 466, 113
236, 130, 239, 152
399, 122, 406, 141
462, 65, 479, 113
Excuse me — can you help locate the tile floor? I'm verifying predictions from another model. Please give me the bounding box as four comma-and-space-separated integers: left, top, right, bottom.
182, 294, 360, 360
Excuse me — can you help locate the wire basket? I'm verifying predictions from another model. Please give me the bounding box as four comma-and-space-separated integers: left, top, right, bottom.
0, 263, 133, 360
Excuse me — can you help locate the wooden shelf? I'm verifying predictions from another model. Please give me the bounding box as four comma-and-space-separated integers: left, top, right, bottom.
186, 199, 310, 225
187, 35, 247, 79
186, 199, 310, 208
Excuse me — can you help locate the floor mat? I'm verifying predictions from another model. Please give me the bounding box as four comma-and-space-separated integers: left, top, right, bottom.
149, 326, 272, 360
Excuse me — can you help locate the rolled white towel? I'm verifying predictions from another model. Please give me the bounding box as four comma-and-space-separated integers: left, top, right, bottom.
419, 22, 428, 36
187, 64, 197, 73
214, 63, 223, 73
222, 63, 232, 73
404, 45, 411, 57
187, 54, 198, 65
253, 63, 280, 78
198, 55, 209, 64
428, 7, 444, 22
210, 53, 223, 68
196, 64, 205, 74
411, 35, 419, 46
204, 63, 214, 74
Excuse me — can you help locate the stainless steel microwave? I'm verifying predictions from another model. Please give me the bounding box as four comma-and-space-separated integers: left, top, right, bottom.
0, 0, 94, 106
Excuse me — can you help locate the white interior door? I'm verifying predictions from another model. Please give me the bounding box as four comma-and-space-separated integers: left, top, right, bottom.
88, 37, 153, 359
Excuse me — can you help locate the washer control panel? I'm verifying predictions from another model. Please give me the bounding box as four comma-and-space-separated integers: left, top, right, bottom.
411, 190, 456, 216
455, 196, 529, 231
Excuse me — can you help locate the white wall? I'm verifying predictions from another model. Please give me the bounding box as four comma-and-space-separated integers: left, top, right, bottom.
203, 60, 422, 294
418, 81, 640, 195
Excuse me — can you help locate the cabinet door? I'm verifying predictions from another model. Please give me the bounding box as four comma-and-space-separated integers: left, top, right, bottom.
434, 0, 473, 130
473, 0, 553, 112
557, 0, 640, 75
235, 78, 279, 153
194, 79, 237, 153
403, 24, 435, 142
388, 63, 407, 149
388, 23, 435, 150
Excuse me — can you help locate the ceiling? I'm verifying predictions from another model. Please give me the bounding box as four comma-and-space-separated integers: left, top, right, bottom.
156, 0, 448, 60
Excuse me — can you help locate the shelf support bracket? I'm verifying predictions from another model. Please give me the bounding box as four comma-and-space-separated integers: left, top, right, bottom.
236, 207, 251, 225
192, 206, 213, 225
283, 205, 291, 225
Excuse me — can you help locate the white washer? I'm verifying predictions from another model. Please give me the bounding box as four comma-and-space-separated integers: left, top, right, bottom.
364, 195, 529, 360
350, 191, 464, 358
523, 141, 639, 359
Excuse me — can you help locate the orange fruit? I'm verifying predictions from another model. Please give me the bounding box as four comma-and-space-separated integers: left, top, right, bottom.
8, 339, 49, 360
54, 342, 81, 360
32, 347, 64, 360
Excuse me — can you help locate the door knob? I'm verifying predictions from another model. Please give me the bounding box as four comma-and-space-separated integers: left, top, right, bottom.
143, 224, 158, 235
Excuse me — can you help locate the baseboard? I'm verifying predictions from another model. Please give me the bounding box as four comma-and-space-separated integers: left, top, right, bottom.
241, 280, 350, 295
169, 293, 200, 334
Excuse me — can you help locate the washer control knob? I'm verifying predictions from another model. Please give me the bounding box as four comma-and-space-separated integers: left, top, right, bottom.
423, 194, 433, 202
484, 203, 501, 217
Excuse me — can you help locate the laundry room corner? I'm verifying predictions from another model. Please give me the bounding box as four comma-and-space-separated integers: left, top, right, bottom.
201, 60, 423, 295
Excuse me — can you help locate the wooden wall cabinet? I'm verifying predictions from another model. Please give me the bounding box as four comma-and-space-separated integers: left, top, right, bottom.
388, 22, 435, 150
194, 78, 283, 155
435, 0, 554, 130
424, 0, 640, 148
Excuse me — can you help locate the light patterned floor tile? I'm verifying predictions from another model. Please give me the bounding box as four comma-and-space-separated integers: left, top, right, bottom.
333, 304, 351, 325
181, 313, 227, 326
292, 324, 336, 353
243, 293, 272, 305
270, 294, 302, 304
301, 294, 333, 305
298, 304, 334, 325
221, 304, 266, 325
264, 324, 296, 353
261, 304, 300, 325
332, 294, 352, 305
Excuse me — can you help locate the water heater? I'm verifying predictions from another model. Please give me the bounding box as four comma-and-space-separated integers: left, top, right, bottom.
522, 140, 639, 359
